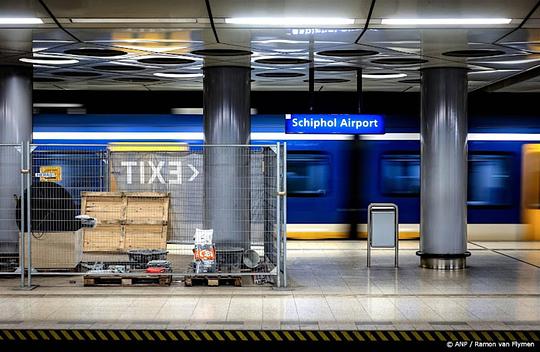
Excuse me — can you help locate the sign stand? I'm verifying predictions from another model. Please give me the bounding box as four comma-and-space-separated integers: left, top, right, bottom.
367, 203, 399, 268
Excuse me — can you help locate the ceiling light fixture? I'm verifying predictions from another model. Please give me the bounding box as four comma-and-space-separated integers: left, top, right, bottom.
225, 17, 354, 26
381, 18, 511, 25
362, 73, 407, 79
20, 56, 79, 65
0, 17, 43, 24
71, 18, 196, 23
153, 72, 203, 78
33, 103, 83, 108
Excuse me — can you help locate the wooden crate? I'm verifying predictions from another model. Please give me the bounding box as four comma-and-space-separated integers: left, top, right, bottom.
84, 274, 172, 287
22, 231, 83, 270
82, 192, 169, 252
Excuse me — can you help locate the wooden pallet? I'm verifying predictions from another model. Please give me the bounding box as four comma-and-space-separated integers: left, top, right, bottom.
83, 274, 172, 287
184, 275, 242, 287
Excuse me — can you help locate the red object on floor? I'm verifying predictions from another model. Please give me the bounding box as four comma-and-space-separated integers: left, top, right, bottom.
145, 267, 166, 273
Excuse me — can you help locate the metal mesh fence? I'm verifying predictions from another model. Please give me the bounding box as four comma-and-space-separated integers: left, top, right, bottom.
0, 144, 24, 284
11, 143, 285, 287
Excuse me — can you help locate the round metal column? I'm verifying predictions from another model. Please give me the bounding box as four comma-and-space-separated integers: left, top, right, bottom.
418, 67, 470, 269
0, 65, 32, 253
203, 66, 251, 249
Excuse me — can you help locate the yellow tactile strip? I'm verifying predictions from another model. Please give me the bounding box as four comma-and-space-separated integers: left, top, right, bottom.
0, 329, 537, 343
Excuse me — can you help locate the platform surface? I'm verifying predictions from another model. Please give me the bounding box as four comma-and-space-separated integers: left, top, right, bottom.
0, 240, 538, 331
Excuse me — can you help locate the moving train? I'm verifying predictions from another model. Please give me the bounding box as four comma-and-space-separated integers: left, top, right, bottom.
33, 113, 540, 241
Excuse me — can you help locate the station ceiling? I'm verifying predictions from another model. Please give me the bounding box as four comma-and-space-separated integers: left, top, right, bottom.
2, 0, 540, 92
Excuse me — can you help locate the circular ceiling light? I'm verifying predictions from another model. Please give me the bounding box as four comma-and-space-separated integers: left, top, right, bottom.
303, 78, 351, 83
399, 78, 421, 84
256, 72, 305, 78
52, 71, 102, 77
93, 64, 145, 71
34, 77, 64, 82
137, 57, 195, 65
64, 48, 128, 57
317, 49, 379, 57
372, 57, 428, 65
442, 49, 505, 58
315, 65, 361, 72
255, 57, 311, 65
20, 56, 79, 65
191, 49, 252, 56
114, 77, 160, 83
362, 72, 407, 79
153, 72, 203, 78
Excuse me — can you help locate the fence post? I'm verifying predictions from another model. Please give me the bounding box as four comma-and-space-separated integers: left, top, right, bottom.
282, 142, 287, 287
275, 142, 281, 288
19, 142, 25, 288
25, 141, 32, 288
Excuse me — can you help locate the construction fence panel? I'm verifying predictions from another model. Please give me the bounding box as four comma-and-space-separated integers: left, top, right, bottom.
20, 143, 285, 287
0, 143, 25, 287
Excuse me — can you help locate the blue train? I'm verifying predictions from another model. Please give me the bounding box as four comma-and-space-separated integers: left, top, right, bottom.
33, 113, 540, 241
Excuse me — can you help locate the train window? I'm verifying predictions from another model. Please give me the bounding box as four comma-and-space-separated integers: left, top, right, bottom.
287, 152, 330, 197
381, 154, 420, 196
468, 154, 512, 207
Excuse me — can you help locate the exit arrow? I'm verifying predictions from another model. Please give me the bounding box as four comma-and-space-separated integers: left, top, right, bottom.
188, 164, 199, 182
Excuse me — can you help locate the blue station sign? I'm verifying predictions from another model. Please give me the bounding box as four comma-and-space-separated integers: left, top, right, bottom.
285, 114, 384, 134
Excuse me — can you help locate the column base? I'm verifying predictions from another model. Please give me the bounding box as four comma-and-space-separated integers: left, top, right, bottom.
416, 251, 471, 270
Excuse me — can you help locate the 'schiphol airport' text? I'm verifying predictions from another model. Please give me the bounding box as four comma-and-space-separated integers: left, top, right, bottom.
285, 114, 384, 134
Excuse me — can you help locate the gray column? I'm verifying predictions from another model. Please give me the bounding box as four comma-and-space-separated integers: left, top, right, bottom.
418, 67, 470, 269
0, 65, 32, 254
203, 66, 251, 250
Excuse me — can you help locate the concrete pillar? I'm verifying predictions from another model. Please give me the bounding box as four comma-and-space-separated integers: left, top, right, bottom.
0, 65, 32, 254
418, 67, 470, 269
203, 66, 251, 250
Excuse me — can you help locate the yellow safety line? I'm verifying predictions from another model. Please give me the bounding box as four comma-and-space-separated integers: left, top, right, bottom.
189, 331, 201, 341
448, 332, 458, 341
236, 331, 248, 341
259, 331, 272, 341
84, 330, 96, 341
342, 331, 354, 342
107, 330, 120, 341
96, 330, 108, 341
411, 331, 423, 341
212, 331, 224, 341
154, 331, 167, 341
3, 330, 15, 340
60, 330, 73, 341
49, 330, 62, 341
494, 331, 505, 341
365, 331, 377, 341
294, 331, 307, 341
271, 331, 283, 341
388, 331, 400, 341
201, 331, 213, 341
352, 331, 365, 341
282, 331, 294, 341
119, 331, 131, 341
435, 331, 446, 341
14, 330, 26, 341
481, 331, 493, 341
131, 331, 143, 341
224, 331, 236, 341
375, 331, 388, 341
141, 331, 154, 341
529, 331, 539, 341
248, 331, 260, 341
470, 332, 481, 341
73, 330, 85, 341
38, 330, 49, 340
458, 331, 469, 341
504, 331, 516, 341
318, 331, 330, 341
305, 331, 318, 341
517, 332, 527, 341
27, 331, 38, 341
165, 331, 178, 341
399, 331, 411, 341
329, 331, 342, 341
423, 331, 435, 341
178, 331, 190, 341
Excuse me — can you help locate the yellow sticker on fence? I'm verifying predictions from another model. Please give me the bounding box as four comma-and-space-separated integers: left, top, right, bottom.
38, 166, 62, 182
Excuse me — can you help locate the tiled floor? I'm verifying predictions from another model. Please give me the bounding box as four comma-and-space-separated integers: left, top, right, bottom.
0, 240, 539, 330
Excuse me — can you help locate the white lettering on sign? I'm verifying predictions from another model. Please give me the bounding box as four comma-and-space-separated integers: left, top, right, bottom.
121, 161, 199, 185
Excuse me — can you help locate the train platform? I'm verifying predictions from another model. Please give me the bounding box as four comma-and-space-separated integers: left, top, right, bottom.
0, 240, 538, 331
